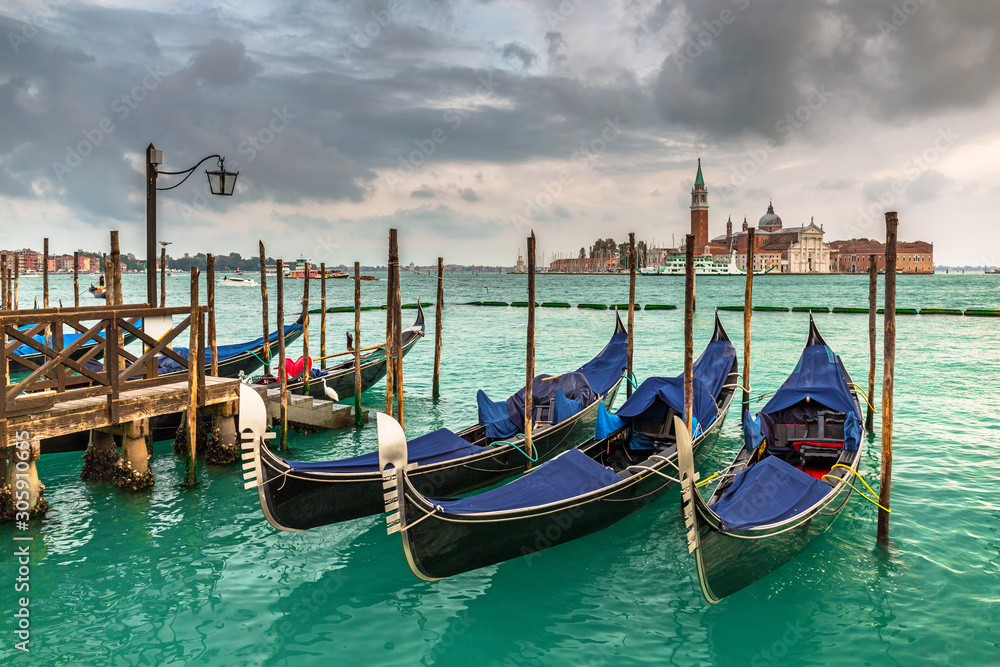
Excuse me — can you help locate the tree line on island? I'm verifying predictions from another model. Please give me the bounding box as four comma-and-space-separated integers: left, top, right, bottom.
576, 237, 649, 270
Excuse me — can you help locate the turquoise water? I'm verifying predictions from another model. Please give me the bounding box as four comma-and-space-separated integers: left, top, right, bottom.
3, 271, 999, 665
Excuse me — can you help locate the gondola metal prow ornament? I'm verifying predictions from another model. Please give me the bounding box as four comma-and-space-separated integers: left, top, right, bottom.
238, 384, 273, 490
378, 412, 410, 535
675, 415, 702, 555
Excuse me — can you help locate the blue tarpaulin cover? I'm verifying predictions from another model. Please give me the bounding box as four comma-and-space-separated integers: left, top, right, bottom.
477, 390, 520, 439
506, 372, 596, 432
613, 337, 735, 430
475, 320, 628, 436
13, 329, 109, 358
287, 428, 486, 474
430, 449, 622, 514
709, 455, 831, 530
161, 322, 303, 374
596, 401, 625, 440
759, 345, 861, 420
550, 387, 583, 425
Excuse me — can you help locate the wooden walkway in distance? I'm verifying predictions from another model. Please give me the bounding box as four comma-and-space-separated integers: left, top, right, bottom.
6, 377, 240, 442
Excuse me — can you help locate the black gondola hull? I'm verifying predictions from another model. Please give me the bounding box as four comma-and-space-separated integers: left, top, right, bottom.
691, 447, 860, 603
399, 414, 727, 580
255, 382, 621, 530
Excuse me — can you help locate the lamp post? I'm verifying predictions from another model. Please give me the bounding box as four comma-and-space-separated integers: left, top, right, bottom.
145, 143, 239, 307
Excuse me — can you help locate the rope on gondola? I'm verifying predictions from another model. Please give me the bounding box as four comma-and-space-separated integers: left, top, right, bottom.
497, 439, 538, 462
847, 382, 878, 413
623, 464, 679, 484
400, 503, 442, 532
620, 371, 638, 389
822, 464, 891, 513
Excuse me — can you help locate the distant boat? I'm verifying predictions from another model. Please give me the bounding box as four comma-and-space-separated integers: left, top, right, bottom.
219, 276, 258, 286
986, 268, 1000, 275
640, 254, 747, 276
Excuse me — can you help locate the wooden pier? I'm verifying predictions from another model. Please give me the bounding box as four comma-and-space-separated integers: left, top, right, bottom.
1, 302, 241, 518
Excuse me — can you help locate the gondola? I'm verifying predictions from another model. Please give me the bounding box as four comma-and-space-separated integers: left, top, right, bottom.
255, 306, 424, 401
247, 313, 629, 531
676, 315, 866, 603
377, 313, 737, 580
158, 316, 304, 379
7, 325, 140, 376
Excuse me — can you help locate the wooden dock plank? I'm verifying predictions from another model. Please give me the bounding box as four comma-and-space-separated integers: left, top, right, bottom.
5, 377, 240, 442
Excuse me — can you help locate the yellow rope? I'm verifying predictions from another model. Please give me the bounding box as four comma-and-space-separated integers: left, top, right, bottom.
822, 463, 891, 513
695, 471, 720, 488
847, 383, 878, 413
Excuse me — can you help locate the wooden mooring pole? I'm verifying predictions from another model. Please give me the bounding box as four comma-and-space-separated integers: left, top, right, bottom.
432, 257, 444, 399
392, 232, 404, 429
73, 251, 80, 307
354, 261, 363, 426
259, 241, 270, 375
185, 267, 200, 486
525, 232, 536, 470
207, 254, 218, 376
160, 247, 166, 307
277, 259, 288, 450
1, 254, 8, 310
684, 234, 695, 435
103, 253, 109, 306
13, 255, 18, 309
743, 228, 755, 411
42, 238, 49, 309
385, 232, 396, 419
877, 212, 897, 546
320, 263, 327, 370
867, 254, 878, 432
627, 233, 636, 398
302, 265, 310, 392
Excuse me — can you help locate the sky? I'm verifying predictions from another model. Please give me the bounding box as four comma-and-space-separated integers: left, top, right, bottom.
1, 0, 999, 267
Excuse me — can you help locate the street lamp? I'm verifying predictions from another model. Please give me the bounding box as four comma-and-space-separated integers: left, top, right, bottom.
145, 143, 239, 307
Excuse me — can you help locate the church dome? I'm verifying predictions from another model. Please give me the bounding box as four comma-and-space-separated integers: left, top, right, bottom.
759, 200, 782, 230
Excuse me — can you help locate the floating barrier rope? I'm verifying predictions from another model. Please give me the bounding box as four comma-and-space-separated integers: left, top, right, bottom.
832, 307, 868, 313
792, 306, 829, 312
919, 308, 962, 315
578, 303, 607, 310
541, 302, 571, 308
644, 304, 677, 310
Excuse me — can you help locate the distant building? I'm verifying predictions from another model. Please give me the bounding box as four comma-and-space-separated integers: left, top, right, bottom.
830, 239, 934, 274
715, 202, 832, 273
549, 257, 619, 273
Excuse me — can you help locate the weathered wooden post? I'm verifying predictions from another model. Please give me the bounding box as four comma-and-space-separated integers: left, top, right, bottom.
73, 251, 80, 307
525, 232, 536, 469
259, 241, 270, 375
42, 238, 49, 309
742, 228, 755, 411
207, 254, 218, 376
393, 238, 404, 429
184, 267, 200, 486
12, 255, 18, 309
320, 263, 327, 370
354, 261, 363, 426
432, 257, 444, 399
385, 230, 397, 419
878, 212, 897, 546
160, 247, 166, 307
302, 263, 311, 392
277, 260, 288, 450
103, 252, 109, 306
1, 255, 7, 310
627, 233, 636, 398
867, 254, 878, 432
684, 234, 695, 435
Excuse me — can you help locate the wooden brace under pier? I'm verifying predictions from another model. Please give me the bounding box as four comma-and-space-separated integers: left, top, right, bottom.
1, 303, 241, 517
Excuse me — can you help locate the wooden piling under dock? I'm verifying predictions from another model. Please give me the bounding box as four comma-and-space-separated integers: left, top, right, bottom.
627, 233, 635, 398
743, 228, 755, 411
684, 234, 694, 435
277, 260, 287, 450
525, 232, 536, 469
259, 241, 270, 375
433, 257, 444, 400
354, 261, 363, 427
867, 254, 877, 432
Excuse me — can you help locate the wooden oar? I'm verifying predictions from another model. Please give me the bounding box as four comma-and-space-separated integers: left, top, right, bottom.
314, 342, 383, 362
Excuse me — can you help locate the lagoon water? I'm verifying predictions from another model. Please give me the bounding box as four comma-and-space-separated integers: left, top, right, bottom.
2, 271, 998, 665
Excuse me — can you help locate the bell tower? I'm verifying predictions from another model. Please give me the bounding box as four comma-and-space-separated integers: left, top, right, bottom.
690, 158, 709, 252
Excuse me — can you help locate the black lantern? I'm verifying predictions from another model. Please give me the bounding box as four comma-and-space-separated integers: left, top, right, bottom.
206, 157, 239, 196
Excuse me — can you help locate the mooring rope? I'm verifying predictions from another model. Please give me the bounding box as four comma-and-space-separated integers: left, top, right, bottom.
822, 463, 891, 513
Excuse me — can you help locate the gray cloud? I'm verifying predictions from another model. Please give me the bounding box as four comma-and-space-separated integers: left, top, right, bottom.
411, 185, 436, 198
906, 169, 950, 204
458, 187, 481, 202
500, 41, 538, 70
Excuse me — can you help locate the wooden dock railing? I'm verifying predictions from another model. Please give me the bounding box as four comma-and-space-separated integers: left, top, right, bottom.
0, 303, 207, 448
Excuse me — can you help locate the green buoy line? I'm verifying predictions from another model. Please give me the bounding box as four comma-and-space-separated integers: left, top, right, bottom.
445, 302, 999, 316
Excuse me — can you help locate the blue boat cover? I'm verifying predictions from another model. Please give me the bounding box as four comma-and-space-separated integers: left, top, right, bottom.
162, 322, 303, 374
506, 372, 597, 433
573, 329, 628, 396
12, 329, 108, 358
760, 345, 860, 420
430, 449, 622, 514
474, 321, 628, 435
550, 387, 583, 425
743, 410, 764, 451
477, 390, 520, 439
595, 401, 626, 440
612, 337, 735, 432
709, 455, 831, 531
287, 428, 486, 474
